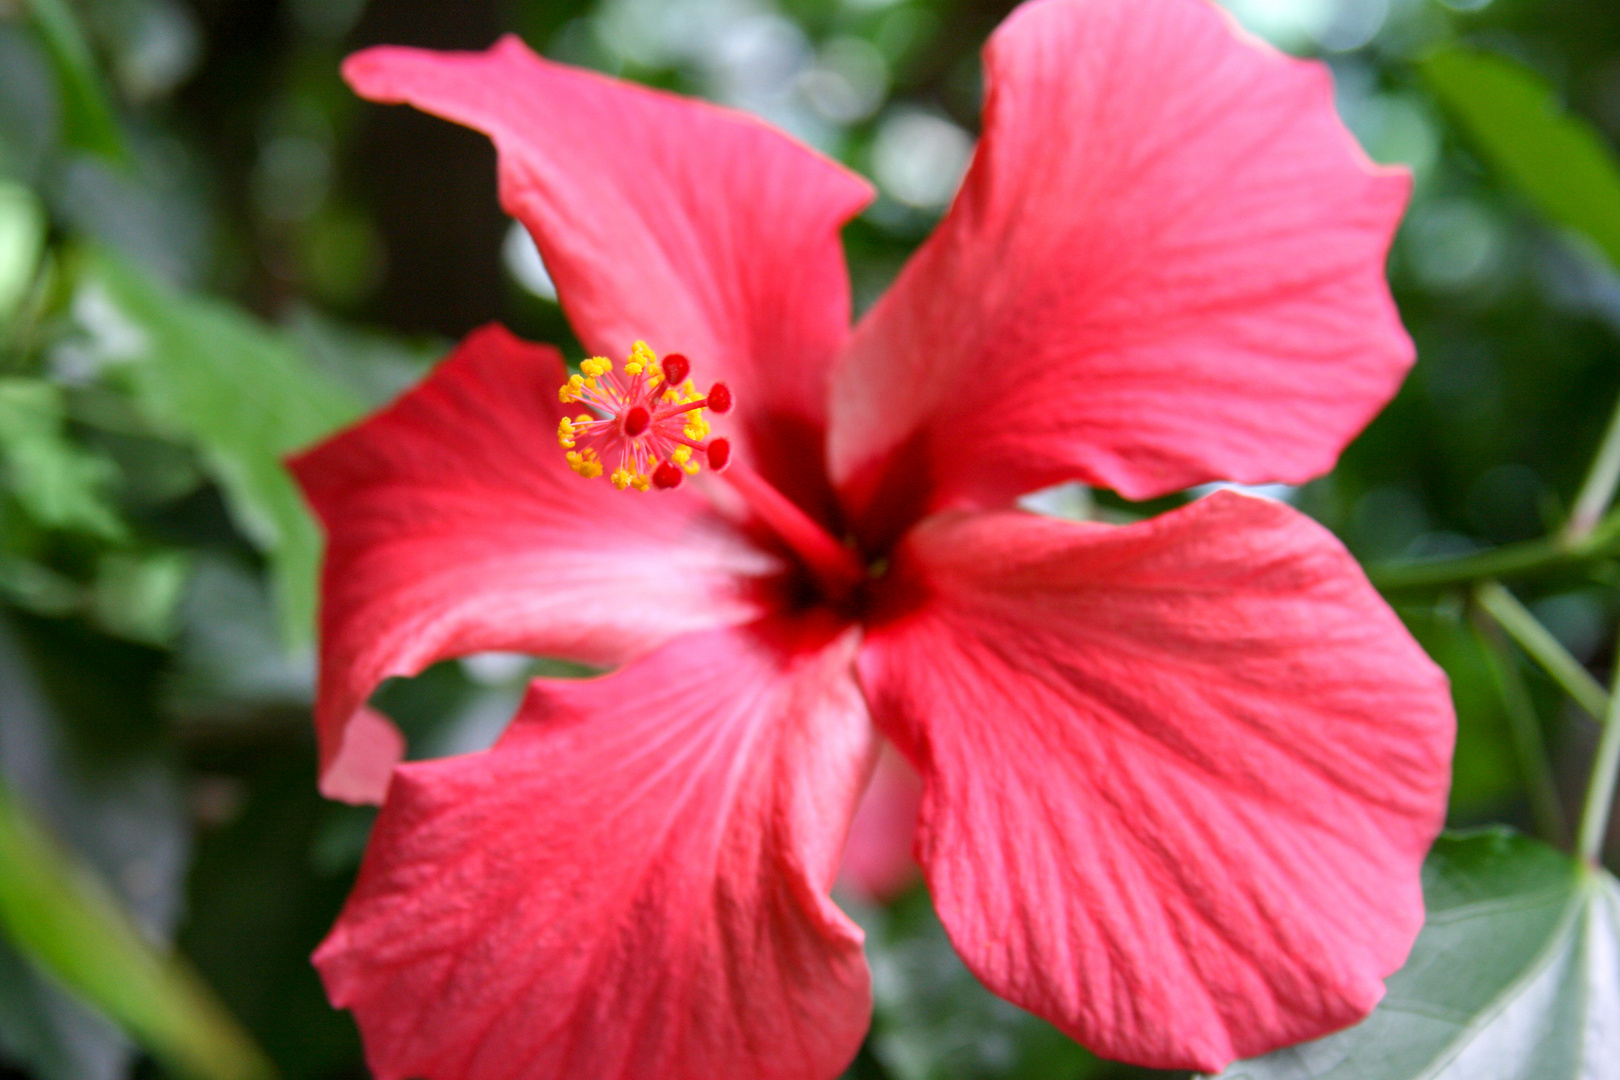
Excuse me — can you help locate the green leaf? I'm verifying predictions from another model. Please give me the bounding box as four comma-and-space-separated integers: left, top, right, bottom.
0, 778, 276, 1080
91, 549, 189, 645
1422, 46, 1620, 272
69, 252, 363, 646
1207, 830, 1619, 1079
21, 0, 129, 165
0, 180, 47, 328
0, 376, 125, 540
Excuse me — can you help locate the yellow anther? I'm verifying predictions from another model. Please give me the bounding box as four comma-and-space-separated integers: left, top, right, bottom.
611, 467, 633, 491
566, 449, 602, 479
630, 340, 657, 368
557, 417, 577, 448
669, 445, 700, 476
625, 361, 643, 376
684, 413, 710, 441
582, 357, 612, 378
560, 374, 586, 403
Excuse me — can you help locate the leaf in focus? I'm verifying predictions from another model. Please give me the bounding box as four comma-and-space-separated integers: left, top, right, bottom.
0, 180, 46, 327
21, 0, 128, 165
0, 377, 125, 540
66, 252, 363, 646
1208, 830, 1619, 1079
0, 779, 276, 1080
1422, 46, 1620, 271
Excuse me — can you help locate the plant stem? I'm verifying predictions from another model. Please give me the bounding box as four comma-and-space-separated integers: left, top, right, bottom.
1472, 605, 1569, 847
1369, 504, 1620, 592
0, 779, 276, 1080
1473, 581, 1610, 722
1577, 637, 1620, 864
1566, 389, 1620, 544
1369, 535, 1567, 591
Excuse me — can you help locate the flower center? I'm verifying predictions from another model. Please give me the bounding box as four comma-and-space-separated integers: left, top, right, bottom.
556, 341, 732, 492
557, 340, 865, 602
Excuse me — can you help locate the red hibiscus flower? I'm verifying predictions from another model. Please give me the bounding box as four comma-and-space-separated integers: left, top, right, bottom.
289, 0, 1454, 1076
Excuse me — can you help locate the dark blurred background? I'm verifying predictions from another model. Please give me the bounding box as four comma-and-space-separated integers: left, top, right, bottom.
2, 0, 1619, 1078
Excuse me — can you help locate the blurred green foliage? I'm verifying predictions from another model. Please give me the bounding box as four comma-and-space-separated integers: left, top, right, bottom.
1, 1, 1619, 1079
69, 252, 361, 645
0, 779, 271, 1080
20, 0, 129, 165
1424, 44, 1620, 274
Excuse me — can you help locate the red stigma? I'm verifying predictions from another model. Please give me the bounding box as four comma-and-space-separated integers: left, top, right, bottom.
662, 353, 690, 385
707, 438, 731, 471
706, 382, 733, 414
623, 406, 651, 436
652, 460, 684, 489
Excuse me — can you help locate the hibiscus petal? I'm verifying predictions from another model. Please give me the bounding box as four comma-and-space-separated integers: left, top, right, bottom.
837, 740, 922, 903
289, 325, 783, 803
316, 616, 875, 1080
318, 705, 408, 805
343, 37, 873, 516
857, 491, 1454, 1072
829, 0, 1413, 544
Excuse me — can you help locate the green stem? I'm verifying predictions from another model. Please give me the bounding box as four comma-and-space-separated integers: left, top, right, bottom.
1369, 504, 1620, 592
1566, 389, 1620, 544
0, 780, 276, 1080
1577, 638, 1620, 863
1371, 535, 1567, 591
1471, 606, 1569, 847
1473, 581, 1610, 722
